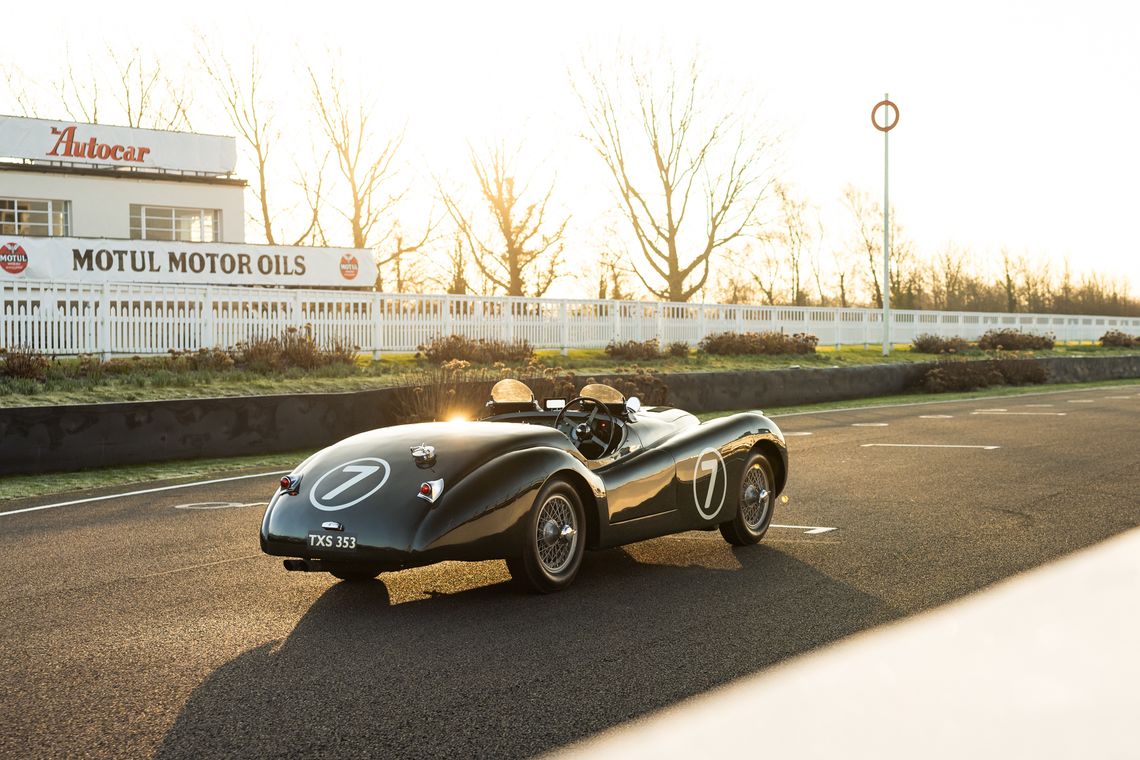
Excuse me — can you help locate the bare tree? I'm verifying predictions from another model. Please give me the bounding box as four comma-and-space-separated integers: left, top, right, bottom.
438, 143, 568, 297
1000, 249, 1019, 312
887, 215, 922, 309
201, 47, 322, 246
753, 182, 815, 306
374, 216, 441, 293
577, 54, 774, 302
713, 254, 757, 304
595, 247, 631, 300
432, 231, 473, 296
749, 239, 783, 305
928, 244, 969, 310
579, 223, 633, 300
841, 184, 884, 308
0, 64, 36, 116
57, 47, 193, 130
308, 64, 404, 249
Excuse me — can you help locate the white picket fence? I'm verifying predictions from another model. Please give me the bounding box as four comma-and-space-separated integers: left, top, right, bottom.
3, 279, 1138, 357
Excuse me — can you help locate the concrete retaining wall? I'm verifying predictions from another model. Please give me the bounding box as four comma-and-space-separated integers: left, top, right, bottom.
2, 355, 1137, 476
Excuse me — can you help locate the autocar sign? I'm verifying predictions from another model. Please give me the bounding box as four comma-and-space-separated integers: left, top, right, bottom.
0, 116, 236, 175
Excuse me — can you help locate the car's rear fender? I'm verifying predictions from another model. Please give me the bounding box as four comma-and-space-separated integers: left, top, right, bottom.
413, 446, 606, 559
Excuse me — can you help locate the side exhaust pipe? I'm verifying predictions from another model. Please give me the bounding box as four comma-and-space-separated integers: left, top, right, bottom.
283, 558, 325, 572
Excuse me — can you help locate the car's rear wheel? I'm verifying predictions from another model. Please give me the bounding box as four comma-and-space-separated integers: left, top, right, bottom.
507, 478, 585, 593
720, 452, 776, 546
325, 563, 383, 582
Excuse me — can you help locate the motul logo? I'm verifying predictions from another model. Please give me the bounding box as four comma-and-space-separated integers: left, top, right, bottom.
339, 254, 360, 280
47, 125, 151, 163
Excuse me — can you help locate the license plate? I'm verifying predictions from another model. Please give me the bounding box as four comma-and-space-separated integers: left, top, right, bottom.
307, 532, 359, 551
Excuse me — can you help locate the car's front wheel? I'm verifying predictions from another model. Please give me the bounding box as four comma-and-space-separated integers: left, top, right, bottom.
720, 452, 776, 546
507, 478, 585, 593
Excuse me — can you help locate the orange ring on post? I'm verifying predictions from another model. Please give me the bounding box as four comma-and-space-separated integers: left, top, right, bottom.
872, 99, 899, 132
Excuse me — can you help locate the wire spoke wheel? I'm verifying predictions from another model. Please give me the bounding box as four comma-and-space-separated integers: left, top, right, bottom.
507, 479, 586, 593
739, 464, 771, 530
720, 452, 777, 547
535, 494, 578, 574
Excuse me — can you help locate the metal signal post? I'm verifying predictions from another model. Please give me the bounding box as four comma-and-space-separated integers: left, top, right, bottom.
872, 94, 899, 356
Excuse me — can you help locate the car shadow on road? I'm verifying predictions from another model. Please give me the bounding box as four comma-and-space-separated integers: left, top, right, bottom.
156, 545, 899, 760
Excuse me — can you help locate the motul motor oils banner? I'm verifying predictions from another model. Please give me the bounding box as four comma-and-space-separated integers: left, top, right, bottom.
0, 116, 236, 175
0, 236, 376, 288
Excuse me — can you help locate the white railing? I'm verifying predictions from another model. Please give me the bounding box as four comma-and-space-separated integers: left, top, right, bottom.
3, 279, 1139, 357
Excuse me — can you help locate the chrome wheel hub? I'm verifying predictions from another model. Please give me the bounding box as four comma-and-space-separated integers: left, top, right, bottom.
740, 465, 771, 531
536, 494, 577, 574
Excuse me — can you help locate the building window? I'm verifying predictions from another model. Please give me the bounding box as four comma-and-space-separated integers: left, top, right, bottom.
130, 205, 221, 242
0, 198, 70, 236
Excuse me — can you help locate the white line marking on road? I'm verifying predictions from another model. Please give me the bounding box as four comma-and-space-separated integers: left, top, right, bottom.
851, 423, 889, 427
1067, 399, 1095, 403
0, 471, 291, 518
918, 415, 954, 419
970, 411, 1067, 416
771, 524, 838, 535
974, 408, 1007, 412
173, 501, 265, 510
1104, 396, 1132, 400
861, 443, 1000, 450
783, 432, 813, 437
672, 524, 839, 541
1024, 404, 1054, 407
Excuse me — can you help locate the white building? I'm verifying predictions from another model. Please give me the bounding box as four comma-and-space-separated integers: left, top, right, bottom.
0, 116, 245, 243
0, 115, 373, 288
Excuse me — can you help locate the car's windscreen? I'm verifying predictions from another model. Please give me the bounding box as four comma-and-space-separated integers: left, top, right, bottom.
578, 383, 624, 404
490, 378, 535, 403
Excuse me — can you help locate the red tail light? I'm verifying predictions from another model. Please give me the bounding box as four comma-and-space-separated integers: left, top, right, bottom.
280, 477, 291, 489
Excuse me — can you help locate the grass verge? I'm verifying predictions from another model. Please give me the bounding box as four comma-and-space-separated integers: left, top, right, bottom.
3, 377, 1136, 504
3, 344, 1135, 408
0, 450, 314, 503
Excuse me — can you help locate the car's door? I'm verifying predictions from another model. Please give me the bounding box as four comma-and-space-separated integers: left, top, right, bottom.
591, 426, 680, 546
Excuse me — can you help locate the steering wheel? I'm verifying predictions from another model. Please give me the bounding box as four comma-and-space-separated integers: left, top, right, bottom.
554, 395, 619, 459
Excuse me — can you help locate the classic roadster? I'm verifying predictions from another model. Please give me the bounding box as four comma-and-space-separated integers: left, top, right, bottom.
260, 379, 788, 592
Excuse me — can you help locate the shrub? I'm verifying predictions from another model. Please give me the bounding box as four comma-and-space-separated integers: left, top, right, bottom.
418, 335, 534, 365
0, 345, 51, 381
698, 331, 818, 356
605, 338, 662, 361
519, 358, 577, 401
235, 328, 357, 372
666, 341, 690, 358
911, 333, 970, 354
977, 329, 1054, 351
588, 366, 669, 406
992, 357, 1049, 385
392, 357, 576, 425
921, 357, 1047, 393
160, 347, 238, 373
391, 359, 498, 424
1099, 330, 1137, 348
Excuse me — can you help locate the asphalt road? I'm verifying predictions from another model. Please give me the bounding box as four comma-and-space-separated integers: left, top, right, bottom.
1, 386, 1138, 759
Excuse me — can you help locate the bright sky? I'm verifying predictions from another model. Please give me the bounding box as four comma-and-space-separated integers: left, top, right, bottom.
4, 0, 1139, 296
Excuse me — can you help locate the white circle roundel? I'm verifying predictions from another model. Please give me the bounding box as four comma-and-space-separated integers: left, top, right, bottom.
692, 447, 727, 521
309, 457, 391, 511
